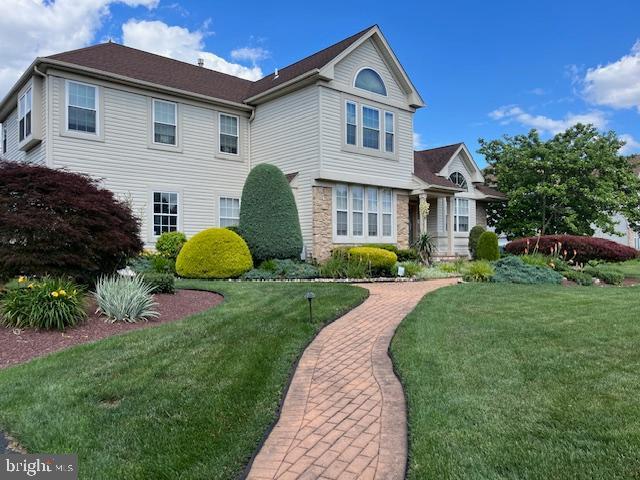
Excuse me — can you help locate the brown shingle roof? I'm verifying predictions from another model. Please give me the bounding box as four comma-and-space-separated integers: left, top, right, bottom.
247, 25, 375, 98
45, 26, 376, 105
47, 42, 255, 104
475, 184, 506, 199
413, 144, 462, 189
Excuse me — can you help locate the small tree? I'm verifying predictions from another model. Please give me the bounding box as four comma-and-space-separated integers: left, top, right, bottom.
476, 231, 500, 261
413, 232, 437, 265
468, 225, 486, 259
0, 161, 143, 283
479, 125, 640, 239
239, 164, 303, 263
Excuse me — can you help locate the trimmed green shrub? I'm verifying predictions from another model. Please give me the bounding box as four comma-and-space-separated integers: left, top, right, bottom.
139, 272, 175, 294
562, 269, 594, 286
241, 269, 277, 280
397, 248, 419, 262
155, 232, 187, 260
250, 259, 319, 279
491, 256, 563, 285
368, 244, 399, 254
94, 276, 158, 323
463, 261, 495, 282
348, 247, 397, 276
239, 164, 303, 262
468, 225, 486, 259
476, 231, 500, 261
176, 228, 253, 279
0, 277, 86, 330
583, 266, 624, 286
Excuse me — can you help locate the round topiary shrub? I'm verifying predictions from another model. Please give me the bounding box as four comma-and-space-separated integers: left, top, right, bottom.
476, 231, 500, 261
348, 247, 397, 276
468, 225, 486, 259
176, 228, 253, 279
155, 231, 187, 260
239, 164, 303, 263
0, 160, 142, 284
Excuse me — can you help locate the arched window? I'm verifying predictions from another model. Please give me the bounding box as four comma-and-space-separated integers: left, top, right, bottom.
449, 172, 468, 190
354, 68, 387, 96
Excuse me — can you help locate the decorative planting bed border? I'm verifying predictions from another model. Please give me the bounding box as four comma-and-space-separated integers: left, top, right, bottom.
223, 276, 461, 284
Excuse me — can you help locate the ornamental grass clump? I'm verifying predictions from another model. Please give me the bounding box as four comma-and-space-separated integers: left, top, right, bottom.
462, 261, 495, 282
0, 276, 86, 330
94, 276, 158, 323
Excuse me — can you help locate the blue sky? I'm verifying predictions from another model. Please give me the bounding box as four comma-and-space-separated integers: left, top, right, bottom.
2, 0, 639, 165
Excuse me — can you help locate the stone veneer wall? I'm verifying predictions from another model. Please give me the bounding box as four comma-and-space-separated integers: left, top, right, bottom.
312, 186, 412, 262
396, 194, 409, 249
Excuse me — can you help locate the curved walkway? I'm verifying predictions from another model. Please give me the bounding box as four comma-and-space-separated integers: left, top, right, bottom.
247, 279, 458, 480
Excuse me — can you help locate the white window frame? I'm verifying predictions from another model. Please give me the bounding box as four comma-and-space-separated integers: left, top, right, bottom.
635, 234, 640, 251
454, 197, 470, 233
384, 111, 394, 153
151, 191, 180, 237
333, 184, 395, 243
345, 100, 357, 146
353, 67, 388, 97
218, 196, 240, 227
367, 187, 378, 237
351, 185, 365, 239
1, 124, 6, 154
218, 112, 239, 155
18, 87, 32, 142
152, 99, 177, 146
65, 80, 99, 136
361, 105, 380, 150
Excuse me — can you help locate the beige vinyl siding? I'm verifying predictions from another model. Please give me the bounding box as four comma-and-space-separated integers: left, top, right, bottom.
251, 85, 321, 251
318, 87, 414, 188
332, 38, 408, 105
49, 74, 250, 244
1, 78, 47, 165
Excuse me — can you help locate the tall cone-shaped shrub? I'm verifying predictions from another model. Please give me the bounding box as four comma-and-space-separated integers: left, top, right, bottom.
239, 164, 303, 262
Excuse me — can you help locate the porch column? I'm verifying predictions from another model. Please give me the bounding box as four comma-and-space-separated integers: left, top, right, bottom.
418, 193, 428, 236
447, 196, 454, 256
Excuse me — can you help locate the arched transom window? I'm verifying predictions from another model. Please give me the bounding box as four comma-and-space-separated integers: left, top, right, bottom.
354, 68, 387, 96
449, 172, 468, 190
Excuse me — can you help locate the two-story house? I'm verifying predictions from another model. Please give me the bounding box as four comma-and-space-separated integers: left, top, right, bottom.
0, 25, 501, 261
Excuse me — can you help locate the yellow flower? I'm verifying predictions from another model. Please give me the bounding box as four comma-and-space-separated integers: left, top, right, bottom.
28, 283, 34, 289
18, 276, 27, 283
51, 291, 59, 298
59, 290, 67, 296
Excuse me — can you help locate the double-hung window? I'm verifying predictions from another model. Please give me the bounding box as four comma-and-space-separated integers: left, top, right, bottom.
336, 185, 349, 236
384, 112, 394, 153
382, 189, 393, 236
352, 186, 364, 236
362, 106, 380, 149
153, 100, 177, 145
346, 101, 357, 146
219, 197, 240, 227
454, 198, 470, 232
18, 88, 32, 142
367, 188, 378, 236
2, 124, 6, 154
67, 81, 97, 134
153, 192, 179, 236
219, 113, 238, 154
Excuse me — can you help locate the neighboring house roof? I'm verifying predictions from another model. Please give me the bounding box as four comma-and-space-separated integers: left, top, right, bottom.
47, 43, 255, 105
248, 25, 375, 98
414, 143, 463, 175
474, 183, 506, 200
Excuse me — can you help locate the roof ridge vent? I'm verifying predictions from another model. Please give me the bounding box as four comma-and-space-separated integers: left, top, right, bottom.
197, 58, 204, 67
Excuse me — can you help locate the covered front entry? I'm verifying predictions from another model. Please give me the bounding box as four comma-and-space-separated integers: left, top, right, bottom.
408, 191, 457, 257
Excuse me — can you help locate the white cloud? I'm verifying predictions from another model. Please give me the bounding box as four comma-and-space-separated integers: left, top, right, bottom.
230, 47, 270, 64
619, 133, 640, 155
489, 105, 608, 134
528, 88, 547, 96
122, 20, 263, 80
413, 132, 426, 150
0, 0, 158, 98
583, 40, 640, 111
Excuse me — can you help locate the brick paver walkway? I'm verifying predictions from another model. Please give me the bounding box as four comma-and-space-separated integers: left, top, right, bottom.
247, 279, 458, 480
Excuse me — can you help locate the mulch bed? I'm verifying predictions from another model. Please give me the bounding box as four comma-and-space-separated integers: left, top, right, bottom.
0, 289, 223, 370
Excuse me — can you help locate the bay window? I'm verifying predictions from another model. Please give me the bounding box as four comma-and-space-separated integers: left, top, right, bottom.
67, 81, 97, 134
454, 198, 469, 232
153, 99, 177, 145
362, 106, 380, 149
18, 87, 32, 142
334, 184, 394, 242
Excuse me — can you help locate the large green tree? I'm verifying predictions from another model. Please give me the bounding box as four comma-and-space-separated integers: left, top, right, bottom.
479, 124, 640, 239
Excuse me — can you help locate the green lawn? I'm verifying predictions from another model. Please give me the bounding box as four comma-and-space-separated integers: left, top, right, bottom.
0, 281, 367, 479
391, 284, 640, 480
600, 259, 640, 279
